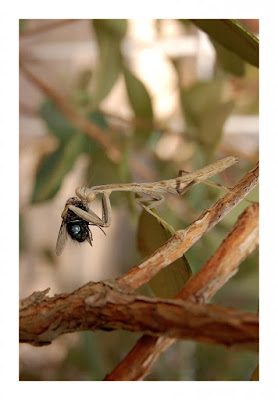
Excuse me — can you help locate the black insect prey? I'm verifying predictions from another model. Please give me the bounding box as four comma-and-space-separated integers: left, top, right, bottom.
56, 197, 106, 255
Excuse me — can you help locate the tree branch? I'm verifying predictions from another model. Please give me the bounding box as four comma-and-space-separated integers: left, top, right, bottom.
117, 163, 259, 292
19, 281, 258, 351
19, 159, 259, 380
105, 201, 259, 380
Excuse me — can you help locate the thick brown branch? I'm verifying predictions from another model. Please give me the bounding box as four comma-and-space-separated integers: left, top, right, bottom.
179, 202, 259, 302
19, 282, 258, 351
118, 163, 259, 292
105, 202, 259, 380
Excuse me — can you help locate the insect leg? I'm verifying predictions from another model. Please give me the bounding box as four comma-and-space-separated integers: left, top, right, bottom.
136, 193, 175, 233
178, 169, 234, 195
101, 191, 112, 227
86, 229, 93, 247
176, 170, 197, 195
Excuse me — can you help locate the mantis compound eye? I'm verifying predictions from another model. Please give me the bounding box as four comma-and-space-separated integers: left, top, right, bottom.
75, 187, 96, 203
86, 192, 97, 203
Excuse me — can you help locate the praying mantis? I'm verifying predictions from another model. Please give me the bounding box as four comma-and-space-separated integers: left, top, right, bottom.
56, 155, 238, 255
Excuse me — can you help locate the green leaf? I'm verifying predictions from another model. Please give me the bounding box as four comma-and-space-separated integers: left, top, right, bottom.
199, 100, 234, 148
87, 110, 109, 130
180, 79, 234, 151
181, 79, 224, 121
35, 100, 90, 202
91, 20, 127, 106
84, 148, 123, 204
31, 132, 86, 203
124, 67, 153, 121
39, 100, 77, 142
137, 209, 192, 298
212, 39, 245, 77
118, 143, 131, 182
250, 364, 259, 381
40, 100, 108, 150
19, 19, 28, 34
35, 104, 111, 203
93, 19, 127, 40
189, 19, 259, 68
123, 67, 154, 145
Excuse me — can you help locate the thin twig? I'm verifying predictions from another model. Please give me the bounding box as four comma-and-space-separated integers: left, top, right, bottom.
93, 111, 259, 163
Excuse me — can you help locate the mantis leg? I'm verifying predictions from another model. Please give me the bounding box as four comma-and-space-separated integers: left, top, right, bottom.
135, 193, 175, 233
68, 192, 112, 227
176, 170, 197, 195
178, 169, 234, 195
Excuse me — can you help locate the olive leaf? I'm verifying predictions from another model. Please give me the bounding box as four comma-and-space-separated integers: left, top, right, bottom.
180, 79, 234, 152
137, 209, 192, 298
32, 102, 109, 203
189, 19, 259, 67
31, 132, 86, 203
91, 19, 127, 106
123, 67, 154, 145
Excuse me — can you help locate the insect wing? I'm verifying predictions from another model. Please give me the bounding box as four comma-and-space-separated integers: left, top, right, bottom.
56, 221, 68, 255
86, 229, 93, 247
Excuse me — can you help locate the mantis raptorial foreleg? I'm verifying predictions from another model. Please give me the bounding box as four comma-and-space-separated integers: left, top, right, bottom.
135, 193, 176, 232
68, 191, 112, 227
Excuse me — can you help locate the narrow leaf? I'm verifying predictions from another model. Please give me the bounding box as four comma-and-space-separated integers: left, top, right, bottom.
189, 19, 259, 67
138, 209, 191, 298
93, 19, 127, 41
198, 100, 234, 149
124, 67, 153, 121
212, 39, 245, 76
250, 364, 259, 381
180, 80, 223, 123
91, 20, 127, 106
39, 100, 77, 142
31, 132, 86, 203
180, 80, 234, 150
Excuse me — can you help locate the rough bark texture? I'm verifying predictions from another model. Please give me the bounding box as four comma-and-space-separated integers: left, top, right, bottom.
105, 202, 259, 380
19, 282, 258, 349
